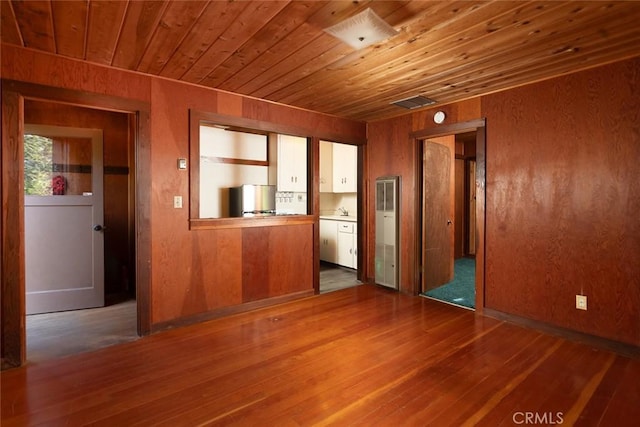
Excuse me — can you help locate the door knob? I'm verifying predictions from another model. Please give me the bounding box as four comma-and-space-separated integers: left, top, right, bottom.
93, 224, 104, 231
447, 219, 452, 225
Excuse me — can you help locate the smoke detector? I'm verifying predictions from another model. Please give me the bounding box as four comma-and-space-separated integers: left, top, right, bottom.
324, 8, 398, 50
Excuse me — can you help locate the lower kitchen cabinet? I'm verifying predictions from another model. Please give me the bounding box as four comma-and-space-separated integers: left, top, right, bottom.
337, 222, 357, 269
320, 219, 357, 269
320, 219, 338, 264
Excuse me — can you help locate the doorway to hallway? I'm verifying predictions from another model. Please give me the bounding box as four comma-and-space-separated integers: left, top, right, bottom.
413, 121, 486, 311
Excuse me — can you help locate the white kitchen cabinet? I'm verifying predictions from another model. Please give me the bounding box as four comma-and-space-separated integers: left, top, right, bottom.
332, 143, 357, 193
319, 141, 333, 193
319, 219, 338, 263
337, 222, 357, 269
277, 134, 307, 192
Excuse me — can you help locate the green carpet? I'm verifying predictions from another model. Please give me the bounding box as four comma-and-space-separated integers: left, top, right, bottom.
423, 258, 475, 309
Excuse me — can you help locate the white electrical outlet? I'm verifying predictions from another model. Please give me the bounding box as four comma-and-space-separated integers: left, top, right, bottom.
576, 295, 587, 310
173, 196, 183, 209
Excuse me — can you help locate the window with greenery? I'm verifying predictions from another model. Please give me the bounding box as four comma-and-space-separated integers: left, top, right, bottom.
24, 134, 54, 196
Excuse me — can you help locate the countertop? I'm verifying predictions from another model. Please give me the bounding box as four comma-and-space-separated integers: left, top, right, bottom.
320, 215, 357, 222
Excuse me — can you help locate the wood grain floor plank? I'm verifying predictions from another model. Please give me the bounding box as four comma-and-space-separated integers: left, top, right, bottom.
2, 285, 638, 426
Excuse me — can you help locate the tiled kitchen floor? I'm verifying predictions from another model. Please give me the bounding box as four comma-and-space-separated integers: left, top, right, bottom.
319, 262, 360, 293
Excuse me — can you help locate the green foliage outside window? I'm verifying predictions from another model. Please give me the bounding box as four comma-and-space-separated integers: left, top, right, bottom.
24, 134, 53, 196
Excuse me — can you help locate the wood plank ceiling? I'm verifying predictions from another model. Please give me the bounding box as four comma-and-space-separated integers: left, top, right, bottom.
2, 0, 640, 122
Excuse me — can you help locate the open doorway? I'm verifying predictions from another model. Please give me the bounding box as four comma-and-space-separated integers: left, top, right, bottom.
414, 121, 486, 311
421, 132, 477, 309
1, 80, 151, 369
318, 141, 361, 293
23, 100, 138, 362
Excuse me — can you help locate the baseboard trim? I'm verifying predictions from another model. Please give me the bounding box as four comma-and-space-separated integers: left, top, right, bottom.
150, 290, 315, 333
482, 308, 640, 360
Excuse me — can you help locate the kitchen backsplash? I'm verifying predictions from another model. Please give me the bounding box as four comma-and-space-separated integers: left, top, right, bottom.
320, 192, 357, 217
276, 191, 307, 214
275, 192, 357, 216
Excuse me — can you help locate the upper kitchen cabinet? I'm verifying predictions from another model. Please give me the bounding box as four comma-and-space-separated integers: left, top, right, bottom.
319, 141, 333, 193
332, 143, 357, 193
276, 134, 307, 192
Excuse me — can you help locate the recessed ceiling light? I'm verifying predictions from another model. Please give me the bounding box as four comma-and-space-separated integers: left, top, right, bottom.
324, 8, 398, 50
390, 95, 436, 110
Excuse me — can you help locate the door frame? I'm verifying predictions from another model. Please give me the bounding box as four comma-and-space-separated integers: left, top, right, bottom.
1, 79, 152, 369
411, 119, 486, 313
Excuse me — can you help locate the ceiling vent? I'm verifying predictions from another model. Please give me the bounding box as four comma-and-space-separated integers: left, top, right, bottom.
324, 8, 398, 50
391, 95, 437, 109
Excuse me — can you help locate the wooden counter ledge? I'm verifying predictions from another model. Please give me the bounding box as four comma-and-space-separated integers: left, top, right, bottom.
190, 214, 315, 230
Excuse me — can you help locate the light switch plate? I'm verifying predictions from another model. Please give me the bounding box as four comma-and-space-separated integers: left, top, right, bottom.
173, 196, 183, 208
576, 295, 587, 310
177, 158, 187, 170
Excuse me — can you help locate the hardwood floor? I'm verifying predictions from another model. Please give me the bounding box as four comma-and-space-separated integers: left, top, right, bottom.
2, 285, 639, 426
23, 264, 355, 364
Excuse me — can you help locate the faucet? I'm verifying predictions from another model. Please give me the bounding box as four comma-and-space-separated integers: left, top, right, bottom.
337, 207, 349, 216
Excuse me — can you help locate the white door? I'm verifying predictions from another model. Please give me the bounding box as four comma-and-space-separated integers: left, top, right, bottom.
24, 125, 104, 314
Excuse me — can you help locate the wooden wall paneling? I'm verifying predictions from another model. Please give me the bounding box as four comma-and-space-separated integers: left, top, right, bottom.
366, 114, 415, 292
1, 89, 25, 368
242, 227, 271, 302
481, 58, 640, 345
242, 225, 313, 302
267, 224, 314, 297
135, 109, 151, 336
148, 80, 196, 325
411, 99, 482, 133
152, 76, 361, 326
181, 229, 243, 317
188, 109, 202, 220
241, 98, 366, 145
208, 229, 243, 309
0, 45, 151, 103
